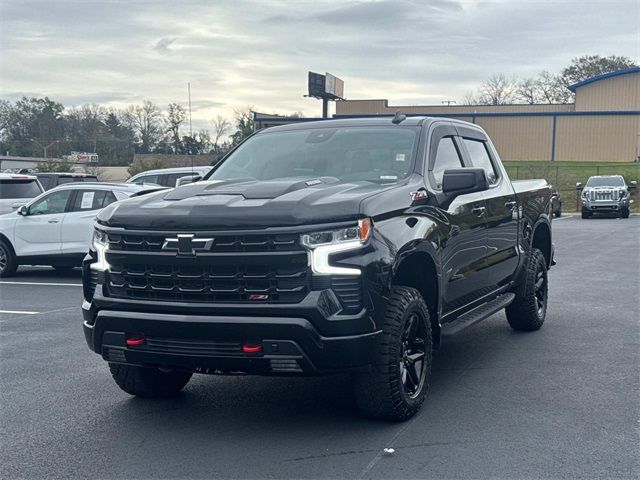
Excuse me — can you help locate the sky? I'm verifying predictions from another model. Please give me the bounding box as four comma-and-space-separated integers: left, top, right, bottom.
0, 0, 638, 131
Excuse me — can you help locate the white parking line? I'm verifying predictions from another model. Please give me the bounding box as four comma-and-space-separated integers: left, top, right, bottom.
0, 281, 82, 287
0, 310, 39, 315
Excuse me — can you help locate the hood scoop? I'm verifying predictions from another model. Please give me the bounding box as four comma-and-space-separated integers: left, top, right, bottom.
163, 177, 341, 201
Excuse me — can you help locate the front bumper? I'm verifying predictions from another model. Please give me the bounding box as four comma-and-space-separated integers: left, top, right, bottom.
82, 304, 379, 375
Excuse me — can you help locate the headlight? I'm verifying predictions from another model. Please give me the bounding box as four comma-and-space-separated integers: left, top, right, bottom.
90, 228, 110, 271
301, 218, 371, 275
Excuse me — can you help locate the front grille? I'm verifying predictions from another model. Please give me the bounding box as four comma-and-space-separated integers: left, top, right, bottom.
144, 337, 242, 356
107, 232, 303, 253
589, 190, 617, 202
107, 255, 310, 304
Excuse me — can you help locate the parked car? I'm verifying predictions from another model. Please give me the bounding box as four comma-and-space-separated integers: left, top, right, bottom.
0, 183, 165, 276
550, 188, 562, 217
127, 166, 212, 188
83, 116, 554, 420
35, 172, 99, 191
577, 175, 636, 219
0, 173, 44, 215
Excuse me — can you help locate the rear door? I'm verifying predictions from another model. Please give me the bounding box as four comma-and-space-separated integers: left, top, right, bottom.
457, 125, 519, 290
13, 189, 73, 256
61, 189, 118, 254
427, 123, 489, 313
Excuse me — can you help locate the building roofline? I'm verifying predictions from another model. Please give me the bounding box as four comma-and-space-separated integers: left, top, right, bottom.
567, 67, 640, 92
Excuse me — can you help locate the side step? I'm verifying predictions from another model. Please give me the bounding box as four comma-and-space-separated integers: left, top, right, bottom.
441, 292, 515, 337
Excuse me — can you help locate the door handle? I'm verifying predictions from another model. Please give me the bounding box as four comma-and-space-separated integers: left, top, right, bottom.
48, 219, 59, 224
471, 206, 486, 217
505, 200, 517, 209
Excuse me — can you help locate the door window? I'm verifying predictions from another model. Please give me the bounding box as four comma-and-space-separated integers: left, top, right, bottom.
431, 137, 463, 189
70, 190, 117, 212
132, 175, 159, 185
462, 138, 498, 184
28, 190, 72, 215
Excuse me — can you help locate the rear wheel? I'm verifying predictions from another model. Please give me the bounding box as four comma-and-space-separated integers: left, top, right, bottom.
353, 286, 432, 421
506, 248, 547, 331
109, 364, 192, 398
0, 240, 18, 277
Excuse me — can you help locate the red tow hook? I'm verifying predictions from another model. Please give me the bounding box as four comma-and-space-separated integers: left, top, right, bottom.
125, 334, 145, 346
242, 344, 262, 353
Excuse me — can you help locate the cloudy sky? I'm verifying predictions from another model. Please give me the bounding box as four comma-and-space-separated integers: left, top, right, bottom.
0, 0, 637, 130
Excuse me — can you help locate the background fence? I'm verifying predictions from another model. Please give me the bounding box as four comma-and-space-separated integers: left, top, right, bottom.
504, 161, 640, 212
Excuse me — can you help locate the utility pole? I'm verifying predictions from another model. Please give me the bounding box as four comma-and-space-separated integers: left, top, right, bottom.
188, 82, 193, 137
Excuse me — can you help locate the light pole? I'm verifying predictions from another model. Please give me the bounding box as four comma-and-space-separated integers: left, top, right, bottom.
31, 139, 59, 159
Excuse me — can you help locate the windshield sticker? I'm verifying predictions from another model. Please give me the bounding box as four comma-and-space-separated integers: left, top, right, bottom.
395, 153, 406, 162
80, 191, 95, 209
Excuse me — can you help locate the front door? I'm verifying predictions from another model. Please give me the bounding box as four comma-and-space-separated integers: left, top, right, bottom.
427, 124, 488, 314
14, 189, 73, 257
61, 189, 118, 254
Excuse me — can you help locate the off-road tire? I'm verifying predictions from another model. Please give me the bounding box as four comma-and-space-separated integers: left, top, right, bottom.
506, 248, 547, 331
353, 286, 432, 421
620, 208, 630, 219
109, 363, 192, 398
554, 208, 561, 218
0, 240, 18, 277
581, 210, 591, 219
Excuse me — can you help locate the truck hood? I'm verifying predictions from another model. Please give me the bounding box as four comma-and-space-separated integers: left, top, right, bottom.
98, 177, 391, 229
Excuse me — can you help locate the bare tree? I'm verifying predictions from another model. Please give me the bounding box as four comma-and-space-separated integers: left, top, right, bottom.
536, 71, 572, 104
476, 74, 518, 105
516, 78, 539, 104
211, 115, 231, 152
122, 101, 163, 153
166, 103, 186, 153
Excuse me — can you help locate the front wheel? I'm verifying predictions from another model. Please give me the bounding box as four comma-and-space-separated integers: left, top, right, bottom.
620, 208, 630, 219
0, 240, 18, 277
109, 364, 192, 398
581, 210, 591, 219
506, 248, 548, 331
353, 286, 432, 421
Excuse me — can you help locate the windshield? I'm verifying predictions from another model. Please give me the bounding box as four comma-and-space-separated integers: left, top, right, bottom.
0, 179, 43, 199
207, 126, 419, 183
586, 176, 624, 187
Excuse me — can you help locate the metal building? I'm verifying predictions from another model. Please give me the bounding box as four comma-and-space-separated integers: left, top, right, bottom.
334, 68, 640, 162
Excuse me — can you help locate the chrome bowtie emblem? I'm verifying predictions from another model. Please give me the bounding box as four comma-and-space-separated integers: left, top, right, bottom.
162, 234, 213, 256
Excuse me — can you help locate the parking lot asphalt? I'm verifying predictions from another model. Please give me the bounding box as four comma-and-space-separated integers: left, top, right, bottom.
1, 216, 639, 479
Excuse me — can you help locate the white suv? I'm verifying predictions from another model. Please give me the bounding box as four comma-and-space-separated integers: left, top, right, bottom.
127, 166, 212, 188
0, 173, 45, 215
0, 182, 163, 276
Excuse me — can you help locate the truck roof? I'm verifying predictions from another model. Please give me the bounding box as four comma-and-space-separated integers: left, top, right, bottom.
259, 116, 477, 133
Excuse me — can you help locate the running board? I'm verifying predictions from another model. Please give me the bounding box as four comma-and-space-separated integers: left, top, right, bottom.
441, 292, 515, 337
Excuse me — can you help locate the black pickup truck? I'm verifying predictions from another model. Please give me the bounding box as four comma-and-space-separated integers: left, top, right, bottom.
82, 116, 554, 420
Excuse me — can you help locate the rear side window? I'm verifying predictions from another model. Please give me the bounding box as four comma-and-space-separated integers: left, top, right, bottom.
162, 173, 186, 187
463, 138, 498, 184
0, 179, 43, 199
132, 175, 159, 185
431, 137, 463, 189
70, 190, 117, 211
37, 175, 53, 190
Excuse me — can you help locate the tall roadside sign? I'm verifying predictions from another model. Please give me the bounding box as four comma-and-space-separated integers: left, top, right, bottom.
306, 72, 345, 118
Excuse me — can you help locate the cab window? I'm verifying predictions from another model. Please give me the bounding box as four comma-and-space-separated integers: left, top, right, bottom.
431, 137, 463, 189
28, 189, 72, 215
462, 138, 498, 184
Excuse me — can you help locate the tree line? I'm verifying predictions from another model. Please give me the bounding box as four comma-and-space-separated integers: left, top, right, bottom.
0, 98, 259, 166
465, 55, 636, 105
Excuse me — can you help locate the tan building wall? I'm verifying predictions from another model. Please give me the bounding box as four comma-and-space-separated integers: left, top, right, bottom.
574, 73, 640, 111
332, 70, 640, 162
555, 115, 640, 162
475, 116, 553, 161
335, 99, 574, 116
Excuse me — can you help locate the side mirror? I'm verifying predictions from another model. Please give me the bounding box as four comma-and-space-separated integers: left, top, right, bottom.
17, 205, 28, 216
629, 180, 637, 190
176, 175, 202, 187
442, 168, 488, 198
575, 182, 582, 190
